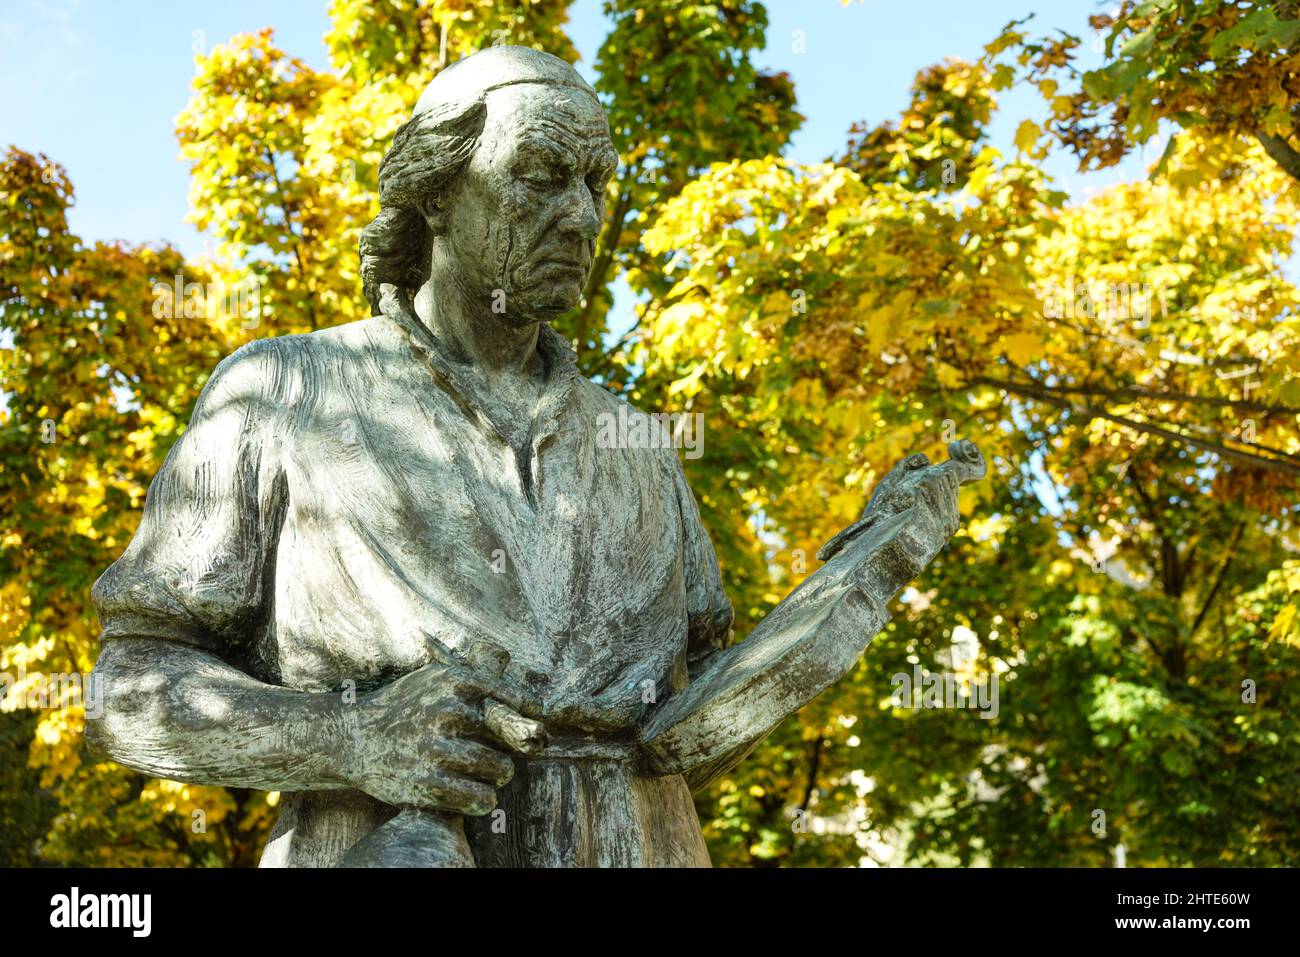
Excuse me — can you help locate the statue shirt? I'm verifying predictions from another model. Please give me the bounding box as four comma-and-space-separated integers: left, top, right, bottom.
93, 310, 733, 734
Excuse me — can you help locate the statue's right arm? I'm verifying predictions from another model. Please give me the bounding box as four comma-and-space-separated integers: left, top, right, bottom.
86, 637, 364, 792
87, 636, 518, 815
86, 342, 517, 815
86, 342, 366, 792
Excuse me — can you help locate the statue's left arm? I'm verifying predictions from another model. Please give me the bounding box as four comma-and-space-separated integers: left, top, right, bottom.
641, 440, 985, 791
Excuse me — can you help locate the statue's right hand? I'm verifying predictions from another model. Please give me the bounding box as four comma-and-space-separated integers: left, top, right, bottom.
343, 661, 528, 816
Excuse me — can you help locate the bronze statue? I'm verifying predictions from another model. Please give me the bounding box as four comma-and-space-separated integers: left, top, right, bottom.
87, 47, 984, 867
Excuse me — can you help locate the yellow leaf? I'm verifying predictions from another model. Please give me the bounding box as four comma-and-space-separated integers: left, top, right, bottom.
1268, 603, 1299, 646
935, 361, 964, 388
1001, 332, 1042, 366
1014, 119, 1042, 155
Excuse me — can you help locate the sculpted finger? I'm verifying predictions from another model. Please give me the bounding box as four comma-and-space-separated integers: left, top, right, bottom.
435, 699, 492, 739
415, 772, 497, 817
420, 634, 542, 715
926, 473, 959, 535
887, 452, 930, 487
886, 486, 919, 517
433, 739, 516, 788
446, 669, 540, 717
863, 452, 928, 516
915, 476, 950, 536
483, 699, 549, 755
421, 638, 506, 698
944, 470, 961, 532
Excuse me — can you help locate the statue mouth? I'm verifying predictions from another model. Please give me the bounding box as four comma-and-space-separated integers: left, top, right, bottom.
534, 257, 589, 275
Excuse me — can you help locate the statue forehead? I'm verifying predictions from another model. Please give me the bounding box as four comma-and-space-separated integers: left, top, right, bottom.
482, 85, 611, 146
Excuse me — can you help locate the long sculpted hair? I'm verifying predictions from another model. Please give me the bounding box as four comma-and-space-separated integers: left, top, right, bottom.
359, 48, 603, 316
358, 96, 488, 316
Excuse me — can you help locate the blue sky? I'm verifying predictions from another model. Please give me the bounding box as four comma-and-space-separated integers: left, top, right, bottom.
0, 0, 1158, 260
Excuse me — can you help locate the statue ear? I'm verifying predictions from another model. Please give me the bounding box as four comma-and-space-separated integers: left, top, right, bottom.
420, 195, 448, 236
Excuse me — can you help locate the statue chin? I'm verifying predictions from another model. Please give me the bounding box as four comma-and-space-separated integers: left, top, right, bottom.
512, 279, 586, 322
503, 302, 569, 326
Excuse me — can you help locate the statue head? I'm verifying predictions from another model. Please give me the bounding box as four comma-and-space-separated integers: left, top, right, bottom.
360, 47, 618, 323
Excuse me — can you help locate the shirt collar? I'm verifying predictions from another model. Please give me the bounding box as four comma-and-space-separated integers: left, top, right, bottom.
379, 284, 580, 448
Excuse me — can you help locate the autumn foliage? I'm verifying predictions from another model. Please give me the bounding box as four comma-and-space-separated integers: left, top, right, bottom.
3, 0, 1298, 866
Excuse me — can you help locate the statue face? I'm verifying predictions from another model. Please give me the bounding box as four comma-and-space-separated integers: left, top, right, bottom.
439, 83, 618, 321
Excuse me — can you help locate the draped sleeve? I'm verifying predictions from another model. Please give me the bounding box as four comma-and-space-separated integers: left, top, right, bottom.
92, 339, 289, 659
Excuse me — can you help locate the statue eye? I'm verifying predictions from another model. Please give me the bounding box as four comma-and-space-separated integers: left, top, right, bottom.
522, 171, 558, 189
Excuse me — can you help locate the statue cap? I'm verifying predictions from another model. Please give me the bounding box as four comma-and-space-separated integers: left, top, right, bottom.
413, 46, 598, 117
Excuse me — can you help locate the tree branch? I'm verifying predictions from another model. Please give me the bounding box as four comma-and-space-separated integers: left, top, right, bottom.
1041, 315, 1258, 369
1125, 466, 1165, 591
1189, 521, 1246, 639
263, 147, 318, 330
982, 376, 1298, 417
1257, 130, 1300, 184
976, 376, 1300, 477
572, 175, 638, 352
798, 734, 825, 814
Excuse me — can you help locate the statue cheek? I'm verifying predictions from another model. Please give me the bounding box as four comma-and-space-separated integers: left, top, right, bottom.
495, 220, 521, 288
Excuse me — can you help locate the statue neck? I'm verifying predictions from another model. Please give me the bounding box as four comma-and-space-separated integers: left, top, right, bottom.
415, 260, 543, 378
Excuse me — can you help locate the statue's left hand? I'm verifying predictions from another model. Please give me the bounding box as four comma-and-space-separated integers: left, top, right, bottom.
817, 439, 984, 562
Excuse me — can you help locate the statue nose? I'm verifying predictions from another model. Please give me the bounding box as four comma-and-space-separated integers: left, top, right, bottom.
560, 182, 602, 241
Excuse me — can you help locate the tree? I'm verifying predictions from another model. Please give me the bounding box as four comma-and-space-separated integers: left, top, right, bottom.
3, 0, 1296, 866
0, 147, 274, 863
639, 51, 1299, 862
983, 1, 1300, 182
